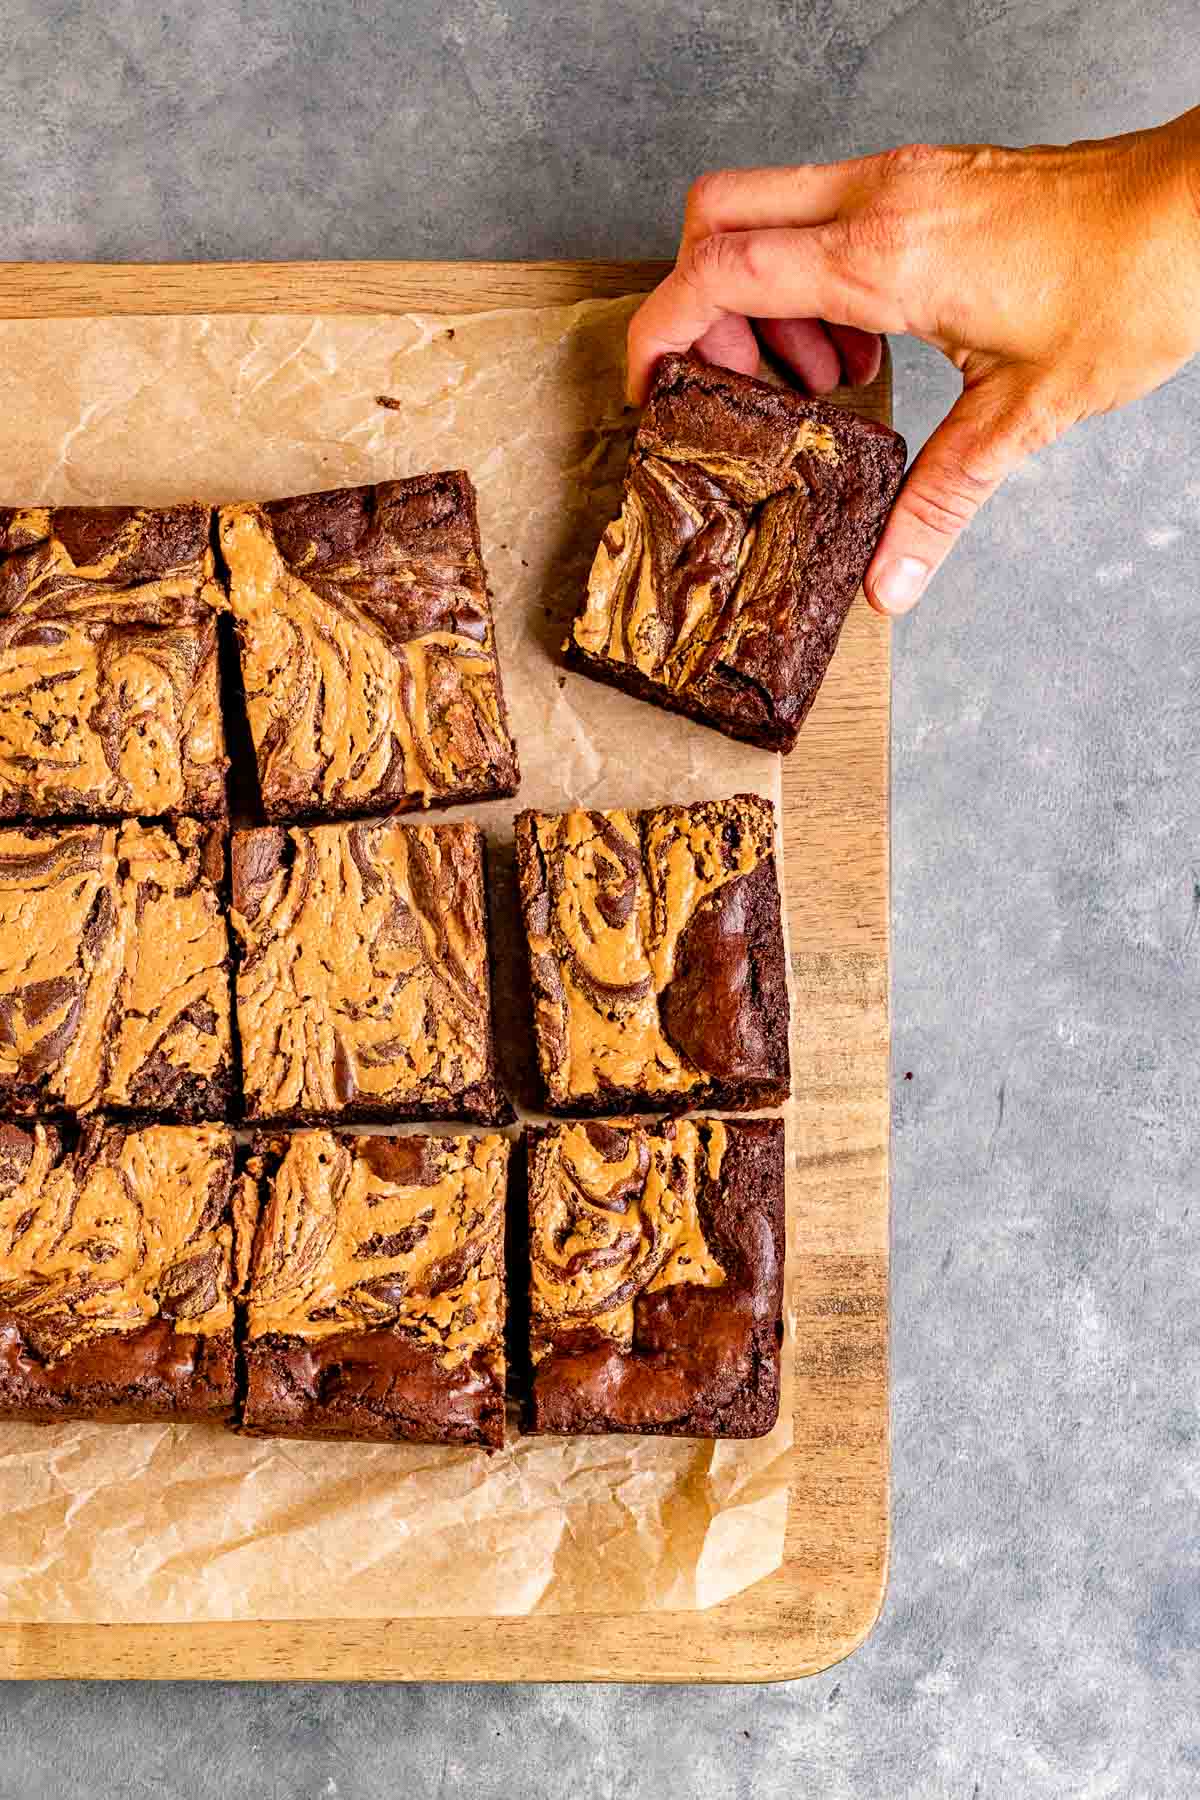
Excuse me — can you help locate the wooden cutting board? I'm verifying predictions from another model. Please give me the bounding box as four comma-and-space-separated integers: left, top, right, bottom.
0, 261, 890, 1683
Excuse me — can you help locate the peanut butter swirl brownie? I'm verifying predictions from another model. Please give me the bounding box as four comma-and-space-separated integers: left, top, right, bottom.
240, 1130, 509, 1446
0, 1119, 245, 1423
526, 1117, 784, 1438
231, 819, 511, 1126
219, 474, 519, 821
0, 819, 233, 1118
0, 503, 228, 819
567, 354, 906, 752
515, 794, 790, 1115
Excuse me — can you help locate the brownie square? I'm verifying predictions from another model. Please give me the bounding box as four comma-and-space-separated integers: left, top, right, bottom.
240, 1129, 509, 1447
218, 474, 519, 821
514, 794, 790, 1115
526, 1116, 784, 1438
0, 819, 233, 1118
0, 503, 228, 820
231, 819, 511, 1126
566, 354, 907, 752
0, 1119, 245, 1424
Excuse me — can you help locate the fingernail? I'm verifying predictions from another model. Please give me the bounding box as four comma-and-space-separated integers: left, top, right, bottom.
871, 556, 929, 615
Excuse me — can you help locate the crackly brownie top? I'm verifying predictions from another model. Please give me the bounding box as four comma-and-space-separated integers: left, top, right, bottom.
0, 820, 231, 1114
529, 1118, 728, 1359
244, 1130, 507, 1373
232, 820, 494, 1117
0, 503, 227, 818
0, 1119, 239, 1362
219, 475, 518, 818
571, 354, 906, 732
517, 794, 785, 1105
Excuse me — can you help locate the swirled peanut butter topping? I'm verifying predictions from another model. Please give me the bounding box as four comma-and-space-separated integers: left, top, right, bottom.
0, 503, 227, 818
568, 356, 907, 756
529, 1119, 726, 1357
219, 477, 517, 819
0, 819, 231, 1113
519, 797, 774, 1104
232, 820, 493, 1118
0, 1120, 237, 1360
246, 1131, 508, 1371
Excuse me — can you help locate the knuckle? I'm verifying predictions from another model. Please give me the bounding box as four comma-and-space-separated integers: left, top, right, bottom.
685, 168, 732, 231
880, 140, 944, 180
682, 229, 757, 291
902, 481, 983, 537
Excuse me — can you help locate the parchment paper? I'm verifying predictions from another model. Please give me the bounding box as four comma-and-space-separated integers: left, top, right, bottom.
0, 297, 795, 1621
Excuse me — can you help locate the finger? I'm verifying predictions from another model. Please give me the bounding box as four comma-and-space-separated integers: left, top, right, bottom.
691, 312, 761, 380
681, 160, 868, 247
755, 317, 842, 393
825, 323, 883, 387
626, 226, 900, 403
866, 375, 1060, 615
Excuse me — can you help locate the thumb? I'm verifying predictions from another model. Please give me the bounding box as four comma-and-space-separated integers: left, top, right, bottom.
866, 371, 1062, 615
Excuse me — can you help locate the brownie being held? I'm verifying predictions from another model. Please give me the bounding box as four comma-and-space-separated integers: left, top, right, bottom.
568, 355, 905, 751
515, 794, 790, 1115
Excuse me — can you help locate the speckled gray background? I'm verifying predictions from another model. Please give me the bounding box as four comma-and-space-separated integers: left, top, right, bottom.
1, 2, 1198, 1794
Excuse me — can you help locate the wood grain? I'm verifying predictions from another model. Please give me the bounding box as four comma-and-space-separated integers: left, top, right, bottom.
0, 261, 890, 1683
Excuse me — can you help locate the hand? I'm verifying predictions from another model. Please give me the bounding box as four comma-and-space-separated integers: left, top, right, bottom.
627, 110, 1200, 614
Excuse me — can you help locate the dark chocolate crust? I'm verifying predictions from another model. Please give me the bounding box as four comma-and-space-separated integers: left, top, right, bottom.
218, 474, 520, 823
514, 795, 790, 1116
527, 1117, 785, 1439
230, 820, 512, 1126
239, 1130, 509, 1447
0, 819, 234, 1120
0, 1118, 241, 1425
568, 354, 906, 753
0, 502, 229, 819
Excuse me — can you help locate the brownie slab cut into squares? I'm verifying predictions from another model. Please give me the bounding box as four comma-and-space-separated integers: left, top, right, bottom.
0, 1119, 244, 1424
231, 819, 511, 1126
514, 793, 790, 1115
566, 354, 907, 752
218, 474, 519, 821
0, 819, 233, 1119
0, 503, 228, 819
240, 1130, 510, 1447
526, 1116, 785, 1439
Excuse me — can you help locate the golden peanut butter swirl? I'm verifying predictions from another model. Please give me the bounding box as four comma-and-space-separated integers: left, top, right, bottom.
0, 1120, 237, 1360
0, 504, 227, 817
232, 820, 494, 1118
245, 1131, 508, 1371
529, 1118, 727, 1358
574, 445, 808, 693
219, 476, 518, 819
566, 353, 915, 751
0, 819, 232, 1114
519, 796, 777, 1105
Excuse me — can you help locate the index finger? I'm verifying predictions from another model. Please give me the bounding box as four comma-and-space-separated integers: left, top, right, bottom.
679, 159, 865, 248
626, 225, 902, 403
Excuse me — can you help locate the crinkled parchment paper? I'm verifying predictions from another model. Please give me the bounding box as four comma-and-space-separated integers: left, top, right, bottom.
0, 297, 795, 1621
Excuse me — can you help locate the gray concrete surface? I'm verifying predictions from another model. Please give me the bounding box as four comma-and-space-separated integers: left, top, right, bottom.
1, 2, 1198, 1794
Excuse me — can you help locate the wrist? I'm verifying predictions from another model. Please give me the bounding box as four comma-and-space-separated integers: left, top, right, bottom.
1156, 109, 1200, 259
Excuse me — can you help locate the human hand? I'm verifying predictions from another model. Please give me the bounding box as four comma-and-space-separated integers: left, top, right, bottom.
627, 109, 1200, 614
